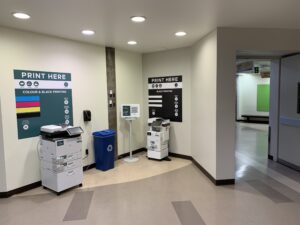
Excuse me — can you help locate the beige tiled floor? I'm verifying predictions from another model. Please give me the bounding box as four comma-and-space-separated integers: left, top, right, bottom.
83, 152, 191, 189
2, 123, 299, 225
15, 152, 191, 197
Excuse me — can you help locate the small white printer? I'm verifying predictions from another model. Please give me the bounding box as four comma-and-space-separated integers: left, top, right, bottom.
147, 118, 170, 160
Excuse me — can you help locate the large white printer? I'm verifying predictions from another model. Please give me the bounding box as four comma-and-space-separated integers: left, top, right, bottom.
147, 118, 170, 160
40, 125, 84, 194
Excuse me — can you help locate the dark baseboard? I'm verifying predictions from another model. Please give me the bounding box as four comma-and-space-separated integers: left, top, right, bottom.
69, 151, 236, 188
278, 158, 300, 172
83, 148, 146, 170
191, 158, 235, 186
83, 163, 96, 171
1, 148, 235, 198
268, 154, 274, 160
171, 153, 235, 186
0, 164, 95, 198
236, 120, 269, 125
215, 179, 236, 185
191, 158, 217, 185
169, 152, 192, 160
117, 148, 147, 159
0, 181, 41, 198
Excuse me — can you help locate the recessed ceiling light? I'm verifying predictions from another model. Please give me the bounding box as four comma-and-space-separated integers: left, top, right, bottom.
81, 30, 95, 36
131, 16, 146, 23
128, 41, 137, 45
175, 31, 187, 37
12, 12, 31, 20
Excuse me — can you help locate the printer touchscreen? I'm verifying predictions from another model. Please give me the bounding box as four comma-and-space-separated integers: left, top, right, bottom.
66, 127, 84, 136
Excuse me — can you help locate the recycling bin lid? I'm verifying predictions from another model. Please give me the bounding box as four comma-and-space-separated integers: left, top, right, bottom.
93, 129, 116, 137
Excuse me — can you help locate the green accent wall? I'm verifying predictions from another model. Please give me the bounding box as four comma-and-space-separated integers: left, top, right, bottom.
257, 84, 270, 112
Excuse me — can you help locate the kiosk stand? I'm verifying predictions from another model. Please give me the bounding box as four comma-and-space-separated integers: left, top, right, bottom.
123, 118, 139, 163
121, 104, 140, 163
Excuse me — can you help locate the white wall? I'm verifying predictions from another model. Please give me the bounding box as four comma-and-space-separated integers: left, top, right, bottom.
3, 26, 300, 190
142, 47, 192, 156
0, 98, 6, 192
191, 31, 217, 178
269, 60, 280, 160
217, 27, 300, 180
0, 27, 143, 191
278, 55, 300, 167
116, 50, 145, 154
237, 73, 270, 120
0, 27, 108, 191
142, 32, 219, 179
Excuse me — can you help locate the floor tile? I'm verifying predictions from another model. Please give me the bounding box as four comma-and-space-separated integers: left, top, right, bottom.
246, 180, 292, 203
63, 191, 94, 221
172, 201, 206, 225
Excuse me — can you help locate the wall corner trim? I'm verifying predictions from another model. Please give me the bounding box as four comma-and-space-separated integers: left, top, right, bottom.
169, 152, 193, 160
0, 181, 41, 198
190, 158, 235, 185
117, 148, 147, 159
169, 153, 235, 186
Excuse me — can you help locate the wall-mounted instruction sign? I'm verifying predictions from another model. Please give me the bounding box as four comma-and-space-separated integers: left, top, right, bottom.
148, 75, 182, 122
14, 70, 73, 139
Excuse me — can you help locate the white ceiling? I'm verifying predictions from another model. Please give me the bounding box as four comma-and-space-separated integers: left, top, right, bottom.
1, 0, 300, 53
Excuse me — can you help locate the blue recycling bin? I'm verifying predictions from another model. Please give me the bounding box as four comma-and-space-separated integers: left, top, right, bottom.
93, 129, 116, 171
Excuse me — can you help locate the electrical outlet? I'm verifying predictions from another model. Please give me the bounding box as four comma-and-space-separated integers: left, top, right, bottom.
85, 149, 89, 155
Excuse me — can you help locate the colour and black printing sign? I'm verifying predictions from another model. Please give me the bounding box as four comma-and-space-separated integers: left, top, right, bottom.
14, 70, 73, 139
148, 75, 182, 122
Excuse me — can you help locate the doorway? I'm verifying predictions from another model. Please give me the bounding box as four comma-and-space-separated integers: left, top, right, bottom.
235, 58, 272, 177
235, 51, 300, 184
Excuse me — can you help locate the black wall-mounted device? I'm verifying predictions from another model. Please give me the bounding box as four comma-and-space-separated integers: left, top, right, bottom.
83, 110, 91, 122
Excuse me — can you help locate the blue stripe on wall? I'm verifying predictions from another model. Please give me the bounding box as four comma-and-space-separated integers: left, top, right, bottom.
16, 96, 40, 102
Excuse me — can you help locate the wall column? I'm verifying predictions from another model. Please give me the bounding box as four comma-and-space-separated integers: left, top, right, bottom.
106, 47, 118, 156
